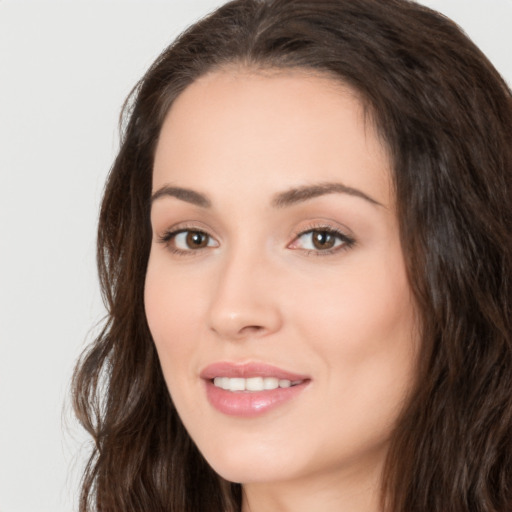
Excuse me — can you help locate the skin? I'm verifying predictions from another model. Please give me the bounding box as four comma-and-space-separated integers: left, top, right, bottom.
145, 69, 419, 512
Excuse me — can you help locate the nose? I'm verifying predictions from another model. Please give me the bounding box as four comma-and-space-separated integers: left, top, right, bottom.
207, 250, 283, 341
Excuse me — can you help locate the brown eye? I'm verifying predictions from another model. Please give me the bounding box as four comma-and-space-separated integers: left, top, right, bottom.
290, 227, 354, 254
167, 230, 218, 252
185, 231, 209, 248
311, 230, 336, 250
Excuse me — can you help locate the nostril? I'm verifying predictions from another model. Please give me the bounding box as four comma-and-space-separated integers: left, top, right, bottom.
209, 321, 268, 341
239, 325, 266, 336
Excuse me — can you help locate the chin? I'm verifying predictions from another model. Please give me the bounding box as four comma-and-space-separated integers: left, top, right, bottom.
193, 430, 306, 484
205, 452, 301, 485
190, 418, 392, 489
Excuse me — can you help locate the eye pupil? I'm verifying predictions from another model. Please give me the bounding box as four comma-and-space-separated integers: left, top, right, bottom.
312, 230, 335, 250
186, 231, 208, 248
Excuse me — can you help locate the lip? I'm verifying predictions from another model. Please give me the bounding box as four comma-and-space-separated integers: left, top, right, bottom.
200, 361, 310, 417
200, 361, 309, 381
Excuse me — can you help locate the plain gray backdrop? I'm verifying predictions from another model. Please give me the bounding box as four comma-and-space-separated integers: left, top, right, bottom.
1, 1, 511, 511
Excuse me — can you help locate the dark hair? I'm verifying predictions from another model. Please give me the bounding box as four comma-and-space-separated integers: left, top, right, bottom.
72, 1, 512, 511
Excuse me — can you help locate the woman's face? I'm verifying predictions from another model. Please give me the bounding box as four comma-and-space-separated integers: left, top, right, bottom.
145, 70, 419, 490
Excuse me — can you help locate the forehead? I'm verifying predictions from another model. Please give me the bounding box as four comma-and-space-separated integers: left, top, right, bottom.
153, 68, 392, 208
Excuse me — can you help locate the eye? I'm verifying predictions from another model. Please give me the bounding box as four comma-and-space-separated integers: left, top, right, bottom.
290, 228, 355, 254
159, 229, 219, 253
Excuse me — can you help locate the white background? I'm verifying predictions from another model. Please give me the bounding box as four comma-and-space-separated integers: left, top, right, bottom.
0, 1, 510, 511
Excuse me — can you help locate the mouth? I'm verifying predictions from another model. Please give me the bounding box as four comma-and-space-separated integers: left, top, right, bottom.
200, 362, 310, 417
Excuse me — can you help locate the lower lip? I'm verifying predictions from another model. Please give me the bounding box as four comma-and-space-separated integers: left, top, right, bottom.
204, 380, 308, 417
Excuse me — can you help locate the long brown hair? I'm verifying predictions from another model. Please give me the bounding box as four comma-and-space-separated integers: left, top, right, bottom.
72, 1, 512, 510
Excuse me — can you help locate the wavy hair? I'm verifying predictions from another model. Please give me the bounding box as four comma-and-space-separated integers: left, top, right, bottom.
72, 1, 512, 510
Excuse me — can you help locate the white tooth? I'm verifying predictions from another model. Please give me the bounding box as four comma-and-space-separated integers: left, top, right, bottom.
263, 377, 279, 390
214, 376, 297, 392
246, 377, 264, 391
229, 378, 245, 391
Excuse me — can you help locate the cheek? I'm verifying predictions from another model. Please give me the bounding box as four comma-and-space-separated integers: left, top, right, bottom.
145, 249, 206, 325
289, 250, 418, 417
144, 255, 204, 372
144, 255, 210, 418
291, 252, 416, 351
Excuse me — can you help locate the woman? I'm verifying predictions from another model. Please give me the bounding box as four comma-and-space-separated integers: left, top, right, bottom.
72, 0, 512, 511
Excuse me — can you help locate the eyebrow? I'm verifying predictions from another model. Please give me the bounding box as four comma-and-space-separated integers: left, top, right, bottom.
271, 182, 382, 208
151, 186, 211, 208
150, 181, 382, 209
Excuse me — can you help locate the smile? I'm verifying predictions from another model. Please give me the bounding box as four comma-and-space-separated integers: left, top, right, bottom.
201, 362, 310, 417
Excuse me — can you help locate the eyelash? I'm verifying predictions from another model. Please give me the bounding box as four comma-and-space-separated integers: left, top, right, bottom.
290, 224, 356, 256
157, 224, 356, 257
157, 225, 216, 257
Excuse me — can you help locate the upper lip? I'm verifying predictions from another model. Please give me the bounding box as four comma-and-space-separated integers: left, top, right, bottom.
200, 361, 310, 381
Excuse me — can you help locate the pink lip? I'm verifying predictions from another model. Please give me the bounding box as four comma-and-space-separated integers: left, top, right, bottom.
200, 362, 310, 418
200, 361, 309, 381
